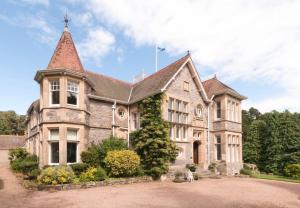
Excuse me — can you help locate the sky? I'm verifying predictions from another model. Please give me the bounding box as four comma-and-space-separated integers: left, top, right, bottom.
0, 0, 299, 115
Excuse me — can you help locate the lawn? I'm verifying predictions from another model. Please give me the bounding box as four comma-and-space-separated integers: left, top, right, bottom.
251, 173, 300, 183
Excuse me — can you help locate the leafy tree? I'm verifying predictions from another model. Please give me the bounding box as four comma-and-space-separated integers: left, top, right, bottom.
243, 120, 266, 165
0, 111, 25, 135
130, 93, 178, 179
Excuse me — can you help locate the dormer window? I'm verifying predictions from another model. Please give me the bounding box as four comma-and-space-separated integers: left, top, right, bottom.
67, 81, 79, 106
50, 80, 60, 106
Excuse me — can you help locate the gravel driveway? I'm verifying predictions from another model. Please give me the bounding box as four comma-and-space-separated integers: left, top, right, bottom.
0, 164, 299, 208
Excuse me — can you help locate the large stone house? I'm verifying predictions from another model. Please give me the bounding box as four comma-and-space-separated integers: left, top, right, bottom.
25, 25, 246, 175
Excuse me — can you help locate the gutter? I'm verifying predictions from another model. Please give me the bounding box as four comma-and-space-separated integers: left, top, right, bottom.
112, 100, 116, 137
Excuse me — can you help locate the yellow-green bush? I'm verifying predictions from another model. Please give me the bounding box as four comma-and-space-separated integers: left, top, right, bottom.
37, 166, 75, 185
104, 150, 140, 177
284, 164, 300, 179
79, 167, 107, 182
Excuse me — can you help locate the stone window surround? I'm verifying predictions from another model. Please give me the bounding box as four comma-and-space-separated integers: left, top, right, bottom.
214, 135, 222, 161
67, 80, 79, 107
49, 79, 60, 107
227, 134, 241, 163
47, 127, 80, 165
48, 77, 80, 109
116, 106, 127, 120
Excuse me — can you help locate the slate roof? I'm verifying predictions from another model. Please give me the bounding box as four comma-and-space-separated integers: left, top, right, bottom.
47, 29, 84, 72
202, 76, 247, 100
129, 54, 190, 103
85, 71, 132, 102
0, 135, 25, 150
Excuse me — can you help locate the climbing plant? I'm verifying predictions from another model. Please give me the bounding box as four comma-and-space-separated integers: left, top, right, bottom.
130, 93, 178, 179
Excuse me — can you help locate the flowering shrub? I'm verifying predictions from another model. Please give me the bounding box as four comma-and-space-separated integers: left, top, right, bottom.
37, 166, 75, 185
104, 150, 140, 177
79, 167, 107, 182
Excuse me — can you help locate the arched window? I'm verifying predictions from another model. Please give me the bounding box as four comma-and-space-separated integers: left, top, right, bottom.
195, 104, 203, 118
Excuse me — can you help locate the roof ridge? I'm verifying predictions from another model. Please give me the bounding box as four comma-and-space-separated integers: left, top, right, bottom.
133, 54, 190, 86
85, 70, 133, 86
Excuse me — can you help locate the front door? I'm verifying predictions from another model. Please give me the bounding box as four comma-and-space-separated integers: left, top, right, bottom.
193, 141, 199, 164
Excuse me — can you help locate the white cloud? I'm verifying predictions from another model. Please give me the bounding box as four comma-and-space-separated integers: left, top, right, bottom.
70, 0, 300, 112
78, 27, 115, 66
21, 0, 49, 6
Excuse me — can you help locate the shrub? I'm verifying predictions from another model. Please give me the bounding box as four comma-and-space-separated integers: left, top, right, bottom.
37, 166, 75, 185
240, 168, 253, 176
70, 163, 89, 176
81, 144, 101, 167
174, 170, 183, 179
18, 155, 39, 175
8, 148, 28, 162
208, 162, 217, 173
28, 169, 41, 180
284, 164, 300, 179
81, 137, 127, 167
135, 166, 145, 177
130, 94, 178, 180
186, 164, 197, 172
79, 167, 107, 182
104, 150, 140, 177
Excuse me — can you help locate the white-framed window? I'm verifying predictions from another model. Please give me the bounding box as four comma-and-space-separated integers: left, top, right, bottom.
168, 111, 173, 122
227, 135, 231, 162
215, 135, 221, 161
50, 80, 60, 106
67, 129, 78, 164
49, 129, 59, 165
169, 124, 174, 140
183, 102, 188, 113
216, 102, 221, 119
176, 125, 180, 140
183, 81, 189, 91
182, 126, 187, 140
168, 98, 174, 110
236, 103, 239, 122
227, 100, 231, 120
132, 112, 140, 130
67, 81, 79, 106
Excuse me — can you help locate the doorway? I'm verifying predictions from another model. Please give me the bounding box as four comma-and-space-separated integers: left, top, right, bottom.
193, 141, 200, 164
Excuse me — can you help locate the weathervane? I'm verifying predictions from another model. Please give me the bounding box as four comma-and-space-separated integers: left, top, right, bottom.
64, 10, 71, 28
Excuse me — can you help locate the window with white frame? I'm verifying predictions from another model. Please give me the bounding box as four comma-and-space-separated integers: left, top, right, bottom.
216, 102, 221, 119
215, 135, 222, 160
50, 80, 60, 106
49, 129, 59, 164
67, 81, 79, 106
132, 112, 140, 130
168, 97, 189, 141
67, 129, 78, 163
227, 135, 231, 162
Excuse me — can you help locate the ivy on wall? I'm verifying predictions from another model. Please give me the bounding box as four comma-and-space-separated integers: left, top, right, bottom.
130, 93, 178, 179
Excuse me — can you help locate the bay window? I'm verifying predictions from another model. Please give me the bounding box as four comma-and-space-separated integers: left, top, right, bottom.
67, 129, 78, 163
50, 80, 60, 105
49, 129, 59, 164
67, 81, 79, 106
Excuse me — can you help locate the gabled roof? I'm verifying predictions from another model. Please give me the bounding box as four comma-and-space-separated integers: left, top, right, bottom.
202, 76, 247, 100
129, 54, 190, 103
85, 71, 132, 102
47, 29, 84, 72
0, 135, 25, 150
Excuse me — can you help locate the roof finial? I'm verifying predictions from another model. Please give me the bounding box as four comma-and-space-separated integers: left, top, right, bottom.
187, 50, 190, 55
214, 74, 217, 79
64, 10, 71, 30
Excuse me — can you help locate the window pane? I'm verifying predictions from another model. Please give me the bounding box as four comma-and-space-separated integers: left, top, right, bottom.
67, 92, 77, 105
217, 144, 221, 160
67, 143, 77, 163
51, 142, 59, 163
49, 129, 59, 140
217, 102, 221, 118
67, 129, 77, 140
51, 91, 60, 105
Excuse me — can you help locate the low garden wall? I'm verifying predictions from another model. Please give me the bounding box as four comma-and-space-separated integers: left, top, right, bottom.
32, 176, 152, 191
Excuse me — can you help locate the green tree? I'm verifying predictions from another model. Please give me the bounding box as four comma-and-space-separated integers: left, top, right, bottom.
0, 111, 25, 135
243, 120, 266, 165
130, 93, 178, 179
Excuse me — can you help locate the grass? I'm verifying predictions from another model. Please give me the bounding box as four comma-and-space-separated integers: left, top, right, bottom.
251, 173, 300, 183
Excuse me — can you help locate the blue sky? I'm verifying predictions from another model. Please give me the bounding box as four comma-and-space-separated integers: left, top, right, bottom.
0, 0, 299, 114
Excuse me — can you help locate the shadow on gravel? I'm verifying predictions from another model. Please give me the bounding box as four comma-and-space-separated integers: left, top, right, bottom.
0, 179, 4, 189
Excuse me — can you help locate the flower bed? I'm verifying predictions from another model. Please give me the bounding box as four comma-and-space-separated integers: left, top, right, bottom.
35, 176, 152, 191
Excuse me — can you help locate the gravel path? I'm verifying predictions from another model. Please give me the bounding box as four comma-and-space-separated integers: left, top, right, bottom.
0, 164, 299, 208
